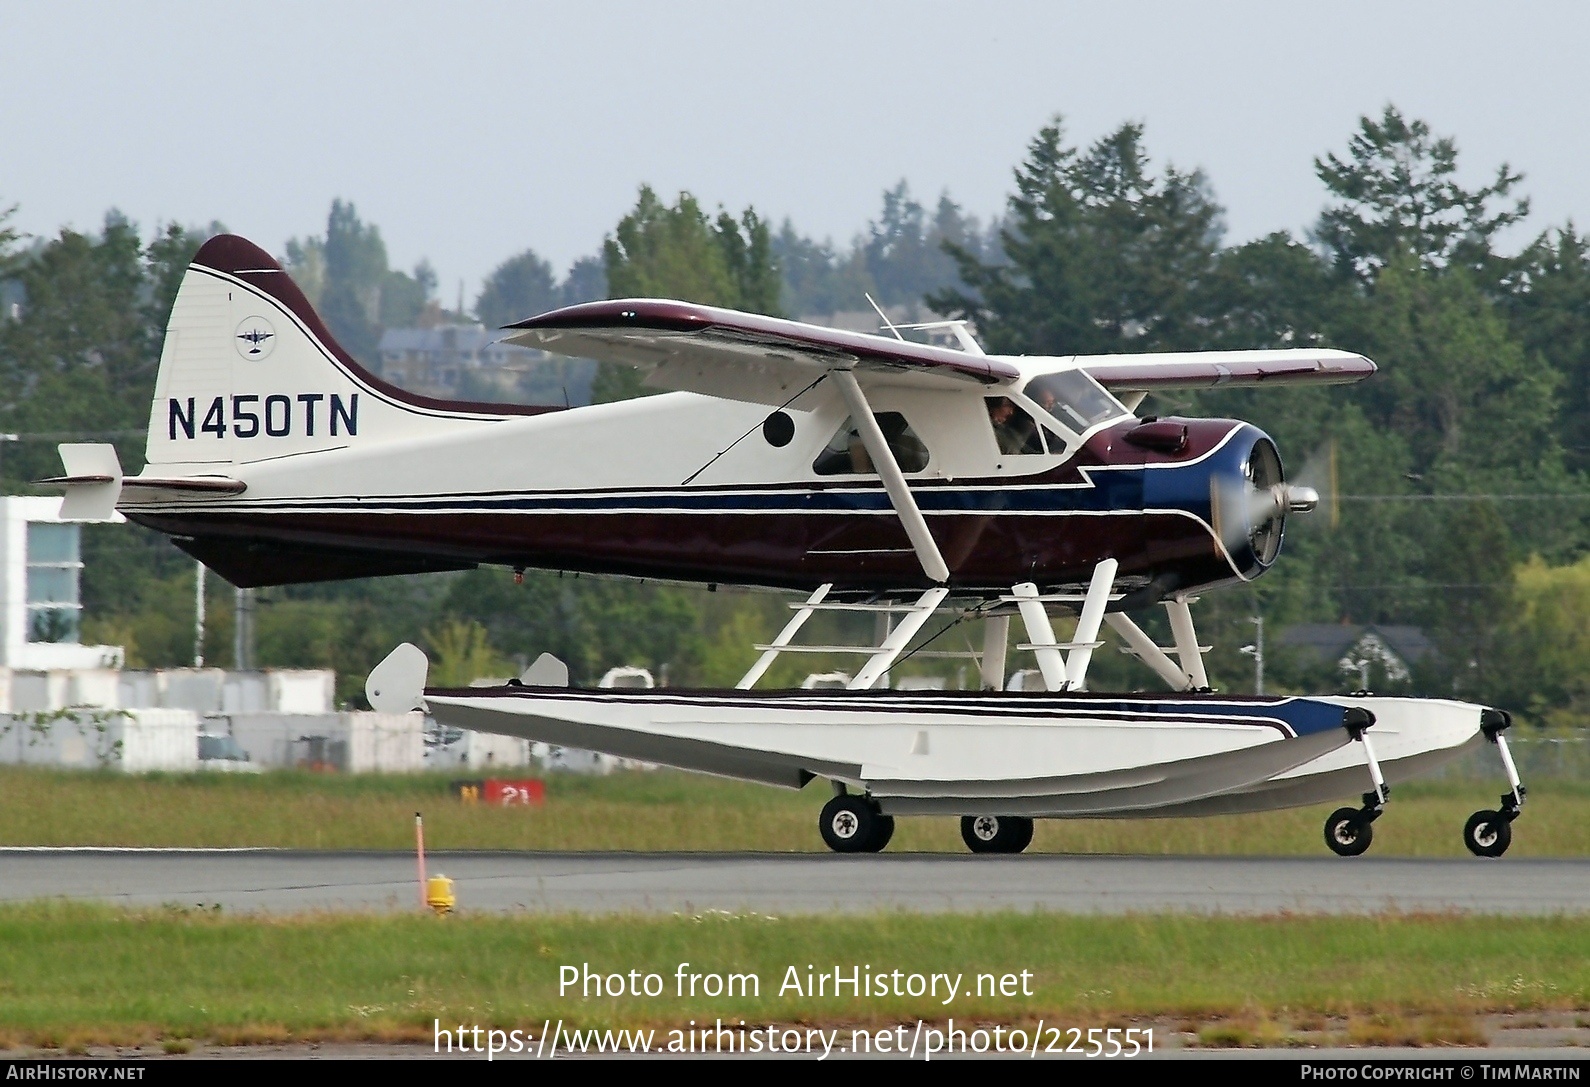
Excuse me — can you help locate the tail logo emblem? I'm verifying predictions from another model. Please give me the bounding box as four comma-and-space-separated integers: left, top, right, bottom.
234, 316, 276, 361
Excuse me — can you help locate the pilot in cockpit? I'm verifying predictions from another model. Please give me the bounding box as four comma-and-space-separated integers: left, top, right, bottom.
986, 396, 1042, 455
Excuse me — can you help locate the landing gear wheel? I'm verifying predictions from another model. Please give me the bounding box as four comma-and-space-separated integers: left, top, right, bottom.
1463, 810, 1512, 858
871, 815, 896, 852
1324, 806, 1374, 857
820, 795, 889, 853
961, 814, 1034, 854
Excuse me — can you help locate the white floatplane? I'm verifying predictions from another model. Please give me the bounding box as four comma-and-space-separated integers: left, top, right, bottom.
49, 235, 1526, 856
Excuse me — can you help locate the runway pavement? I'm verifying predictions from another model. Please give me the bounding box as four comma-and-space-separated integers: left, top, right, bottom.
1, 849, 1584, 914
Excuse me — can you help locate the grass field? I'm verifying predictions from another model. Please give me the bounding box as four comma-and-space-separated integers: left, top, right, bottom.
0, 765, 1585, 855
0, 904, 1585, 1051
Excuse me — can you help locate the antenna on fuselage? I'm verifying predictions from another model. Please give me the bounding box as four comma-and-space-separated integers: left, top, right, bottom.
865, 293, 905, 341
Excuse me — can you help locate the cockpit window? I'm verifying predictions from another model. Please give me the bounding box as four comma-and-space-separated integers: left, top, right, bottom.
985, 397, 1045, 455
1024, 370, 1129, 432
813, 413, 931, 475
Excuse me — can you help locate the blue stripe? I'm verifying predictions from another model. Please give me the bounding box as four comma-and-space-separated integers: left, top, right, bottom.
162, 466, 1188, 516
451, 689, 1348, 739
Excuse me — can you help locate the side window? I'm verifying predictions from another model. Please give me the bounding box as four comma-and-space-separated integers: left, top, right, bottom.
813, 413, 931, 475
984, 397, 1044, 455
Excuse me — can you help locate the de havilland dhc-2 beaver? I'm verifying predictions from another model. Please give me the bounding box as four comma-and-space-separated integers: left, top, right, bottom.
49, 235, 1527, 857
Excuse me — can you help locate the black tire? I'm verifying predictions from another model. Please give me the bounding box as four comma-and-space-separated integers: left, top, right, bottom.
820, 795, 881, 854
1323, 806, 1373, 857
1463, 810, 1512, 858
870, 814, 896, 853
960, 814, 1033, 854
1007, 816, 1035, 854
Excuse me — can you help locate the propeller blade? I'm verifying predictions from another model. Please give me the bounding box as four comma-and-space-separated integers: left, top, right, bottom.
1291, 438, 1339, 528
1212, 475, 1306, 554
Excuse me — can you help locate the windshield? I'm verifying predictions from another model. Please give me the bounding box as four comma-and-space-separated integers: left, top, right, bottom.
1023, 370, 1130, 433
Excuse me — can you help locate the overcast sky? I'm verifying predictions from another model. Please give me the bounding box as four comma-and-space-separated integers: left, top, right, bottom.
4, 2, 1587, 304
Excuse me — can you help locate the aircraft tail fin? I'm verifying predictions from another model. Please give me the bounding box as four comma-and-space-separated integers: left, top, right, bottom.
145, 235, 550, 471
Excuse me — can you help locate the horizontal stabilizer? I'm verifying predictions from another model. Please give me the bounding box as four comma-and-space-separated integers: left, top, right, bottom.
122, 476, 247, 495
51, 444, 123, 522
366, 643, 429, 713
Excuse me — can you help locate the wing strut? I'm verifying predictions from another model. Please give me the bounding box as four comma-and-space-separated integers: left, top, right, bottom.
830, 368, 950, 584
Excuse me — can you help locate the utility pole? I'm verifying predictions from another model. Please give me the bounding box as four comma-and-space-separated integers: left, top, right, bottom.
234, 587, 255, 670
193, 562, 206, 667
0, 433, 18, 493
1251, 614, 1265, 695
1240, 614, 1265, 695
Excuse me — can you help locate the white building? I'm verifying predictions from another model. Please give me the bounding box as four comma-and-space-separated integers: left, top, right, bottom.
0, 496, 442, 773
0, 708, 200, 772
0, 496, 122, 671
223, 710, 424, 773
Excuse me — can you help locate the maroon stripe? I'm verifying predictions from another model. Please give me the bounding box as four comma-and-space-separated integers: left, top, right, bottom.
192, 235, 560, 419
133, 507, 1230, 593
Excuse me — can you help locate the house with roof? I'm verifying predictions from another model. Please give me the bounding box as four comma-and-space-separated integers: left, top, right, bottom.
1275, 623, 1435, 690
377, 323, 595, 405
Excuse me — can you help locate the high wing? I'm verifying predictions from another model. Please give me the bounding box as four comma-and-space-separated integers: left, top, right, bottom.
503, 299, 1020, 407
1076, 348, 1375, 392
505, 300, 1374, 405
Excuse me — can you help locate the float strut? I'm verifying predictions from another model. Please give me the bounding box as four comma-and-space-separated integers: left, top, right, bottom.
980, 614, 1010, 691
737, 583, 832, 689
1164, 596, 1210, 690
1063, 559, 1117, 691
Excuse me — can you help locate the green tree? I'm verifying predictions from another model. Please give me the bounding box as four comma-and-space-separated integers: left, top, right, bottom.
440, 568, 704, 685
596, 186, 780, 402
1507, 554, 1590, 723
288, 201, 434, 365
1313, 105, 1529, 286
475, 249, 560, 328
1506, 225, 1590, 472
0, 201, 22, 277
1197, 232, 1344, 352
772, 219, 873, 317
282, 236, 326, 305
715, 207, 781, 316
425, 619, 513, 686
1347, 260, 1565, 489
862, 181, 987, 309
561, 255, 606, 306
146, 221, 223, 341
932, 117, 1223, 355
605, 186, 779, 313
1414, 500, 1516, 699
0, 213, 153, 486
379, 259, 434, 329
317, 199, 388, 362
